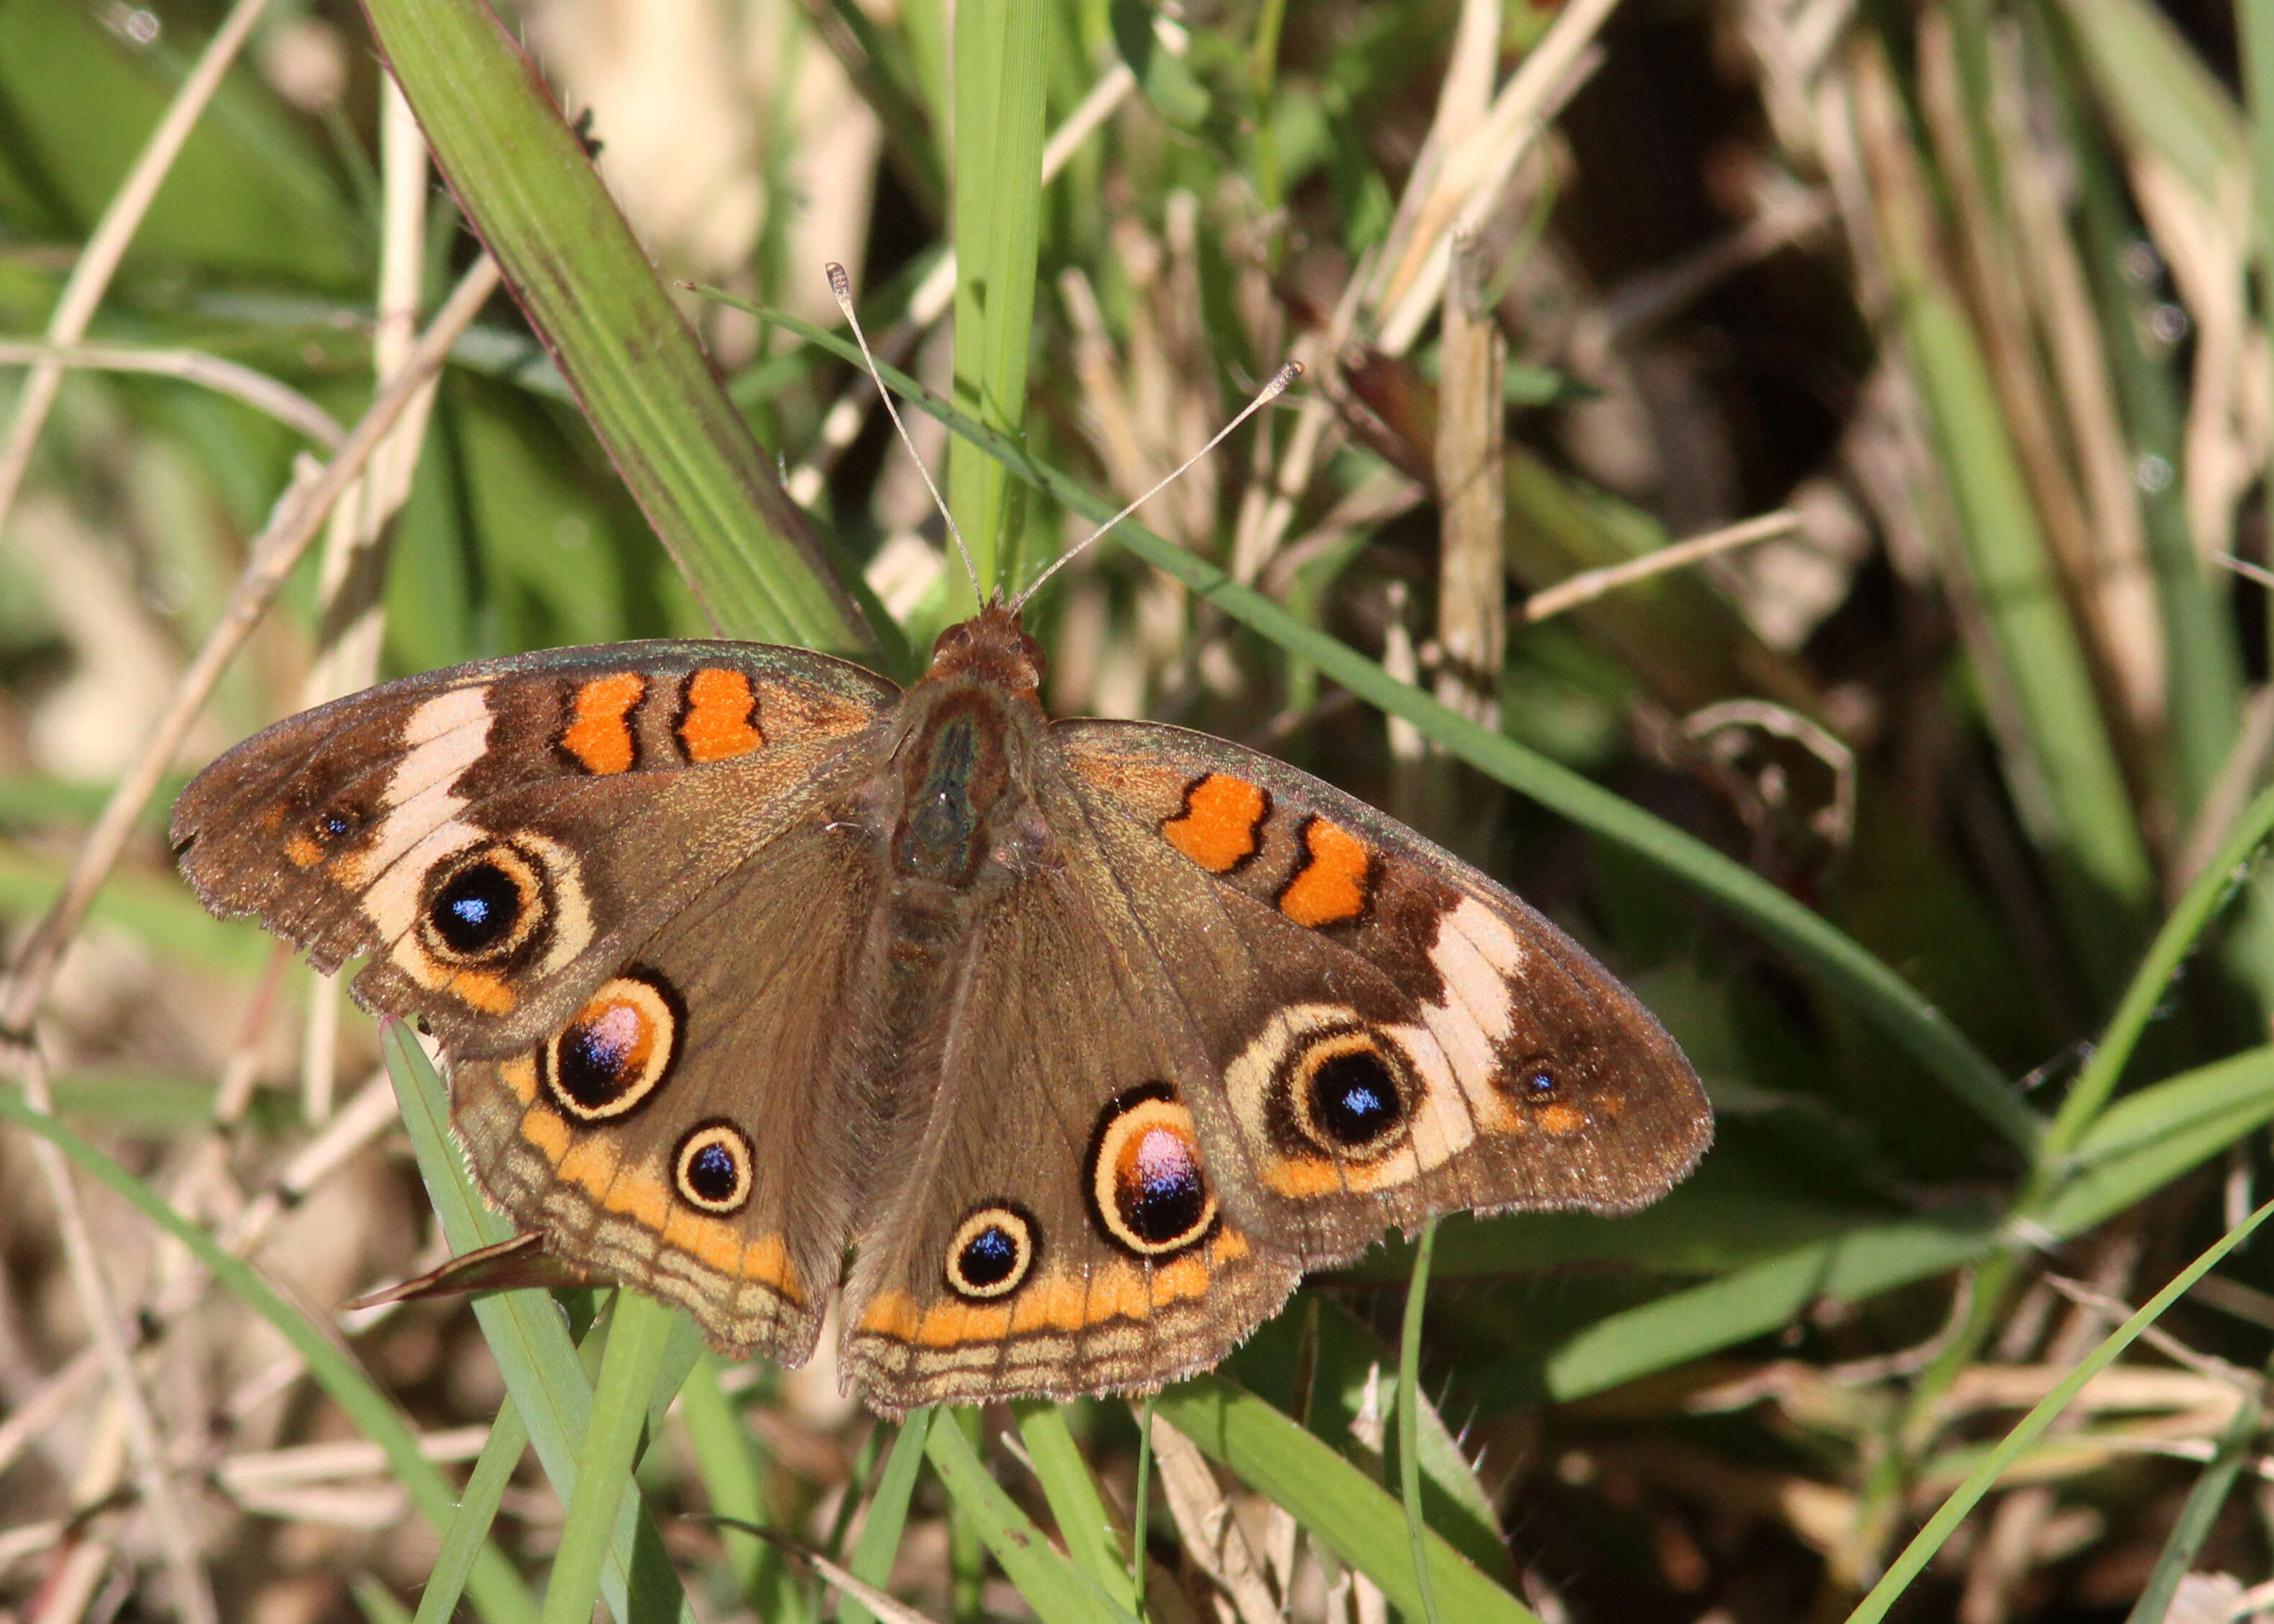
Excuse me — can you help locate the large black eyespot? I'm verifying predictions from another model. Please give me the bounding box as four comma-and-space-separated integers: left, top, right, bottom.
1086, 1085, 1218, 1258
674, 1120, 753, 1214
946, 1205, 1036, 1300
418, 843, 546, 965
540, 970, 683, 1122
1285, 1029, 1412, 1159
1309, 1049, 1401, 1146
433, 863, 520, 952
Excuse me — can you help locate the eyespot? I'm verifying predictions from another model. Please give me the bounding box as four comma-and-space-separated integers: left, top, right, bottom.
673, 1120, 753, 1214
1286, 1028, 1411, 1159
540, 970, 683, 1122
946, 1205, 1036, 1300
419, 842, 546, 964
1086, 1085, 1218, 1258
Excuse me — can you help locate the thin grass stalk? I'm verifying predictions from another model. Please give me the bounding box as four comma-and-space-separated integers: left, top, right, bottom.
0, 1086, 540, 1624
2122, 1369, 2265, 1624
839, 1411, 935, 1624
412, 1398, 531, 1624
539, 1291, 678, 1624
1397, 1219, 1446, 1624
947, 0, 1048, 598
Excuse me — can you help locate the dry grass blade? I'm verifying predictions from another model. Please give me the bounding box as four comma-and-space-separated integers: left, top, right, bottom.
0, 342, 344, 447
0, 254, 500, 1034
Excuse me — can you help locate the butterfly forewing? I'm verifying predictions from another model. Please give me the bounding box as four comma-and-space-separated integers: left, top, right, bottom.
1052, 718, 1712, 1256
172, 641, 900, 1056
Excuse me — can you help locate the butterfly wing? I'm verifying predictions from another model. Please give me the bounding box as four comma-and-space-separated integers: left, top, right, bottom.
836, 781, 1303, 1409
172, 641, 899, 1054
1050, 719, 1712, 1259
174, 641, 902, 1365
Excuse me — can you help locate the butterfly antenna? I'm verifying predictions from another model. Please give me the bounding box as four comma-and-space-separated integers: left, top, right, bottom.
1012, 361, 1303, 613
826, 262, 986, 607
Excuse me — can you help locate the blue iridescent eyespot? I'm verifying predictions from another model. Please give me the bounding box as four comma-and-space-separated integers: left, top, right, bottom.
673, 1121, 753, 1215
946, 1205, 1036, 1300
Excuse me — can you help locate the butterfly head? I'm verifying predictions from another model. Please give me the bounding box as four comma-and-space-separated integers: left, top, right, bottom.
924, 599, 1047, 700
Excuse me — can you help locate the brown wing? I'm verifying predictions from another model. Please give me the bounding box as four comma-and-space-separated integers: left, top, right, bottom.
448, 788, 882, 1370
1046, 718, 1712, 1263
171, 640, 899, 1056
837, 769, 1302, 1411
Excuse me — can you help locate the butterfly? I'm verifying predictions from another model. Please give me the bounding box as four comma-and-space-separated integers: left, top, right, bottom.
170, 303, 1709, 1412
170, 598, 1709, 1409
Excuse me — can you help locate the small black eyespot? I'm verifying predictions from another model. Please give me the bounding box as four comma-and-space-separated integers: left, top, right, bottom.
673, 1120, 754, 1215
313, 805, 364, 845
685, 1141, 739, 1203
1529, 1069, 1556, 1096
1310, 1048, 1402, 1146
958, 1225, 1020, 1288
945, 1204, 1037, 1299
430, 861, 521, 954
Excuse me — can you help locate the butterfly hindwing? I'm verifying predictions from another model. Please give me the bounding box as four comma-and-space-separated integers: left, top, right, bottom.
449, 773, 885, 1369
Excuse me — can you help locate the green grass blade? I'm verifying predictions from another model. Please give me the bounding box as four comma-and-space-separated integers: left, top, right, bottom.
756, 308, 2037, 1153
678, 1353, 784, 1609
382, 1024, 698, 1624
840, 1409, 934, 1624
540, 1290, 678, 1624
924, 1412, 1137, 1624
1397, 1217, 1445, 1624
1152, 1376, 1540, 1624
415, 1397, 532, 1624
360, 0, 879, 656
1844, 1195, 2274, 1624
2043, 778, 2274, 1161
2123, 1375, 2265, 1624
1013, 1402, 1137, 1613
0, 1087, 539, 1624
947, 0, 1048, 598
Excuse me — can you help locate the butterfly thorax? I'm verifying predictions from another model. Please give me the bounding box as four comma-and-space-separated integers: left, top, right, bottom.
879, 604, 1051, 891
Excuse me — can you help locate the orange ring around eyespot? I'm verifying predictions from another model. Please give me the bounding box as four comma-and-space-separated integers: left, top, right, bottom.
540, 973, 681, 1122
1087, 1088, 1217, 1258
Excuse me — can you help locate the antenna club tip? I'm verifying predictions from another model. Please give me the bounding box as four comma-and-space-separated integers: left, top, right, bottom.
826, 263, 853, 302
1269, 361, 1302, 395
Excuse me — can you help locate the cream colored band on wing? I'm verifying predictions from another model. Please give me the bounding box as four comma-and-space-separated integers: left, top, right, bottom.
343, 689, 494, 975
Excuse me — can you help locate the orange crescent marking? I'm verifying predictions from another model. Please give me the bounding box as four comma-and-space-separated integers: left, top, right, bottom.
1259, 1153, 1344, 1199
284, 832, 325, 868
1162, 774, 1268, 873
679, 668, 767, 762
1538, 1103, 1587, 1137
445, 968, 518, 1014
561, 672, 644, 774
1278, 817, 1370, 927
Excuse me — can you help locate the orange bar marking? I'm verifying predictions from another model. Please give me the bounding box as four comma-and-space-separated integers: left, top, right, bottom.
1163, 774, 1267, 873
561, 672, 644, 774
519, 1108, 570, 1163
859, 1289, 921, 1340
1278, 817, 1370, 927
679, 668, 766, 762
